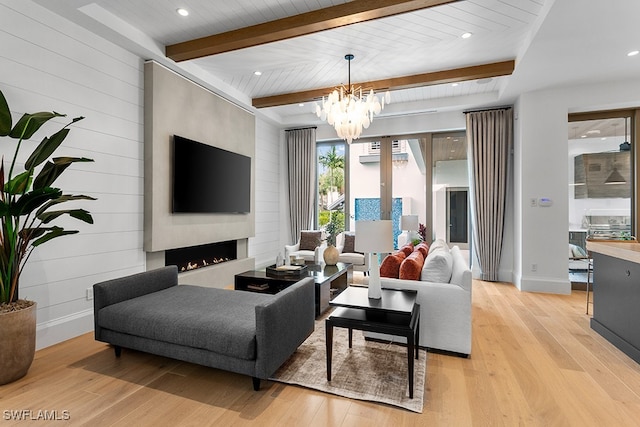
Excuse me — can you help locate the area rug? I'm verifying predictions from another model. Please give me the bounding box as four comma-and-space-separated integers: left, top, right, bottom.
270, 320, 426, 413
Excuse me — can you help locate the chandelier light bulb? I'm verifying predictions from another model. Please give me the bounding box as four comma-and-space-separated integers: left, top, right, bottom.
314, 54, 390, 143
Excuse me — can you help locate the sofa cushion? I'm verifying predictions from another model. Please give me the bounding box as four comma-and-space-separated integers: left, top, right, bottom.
428, 239, 448, 254
399, 250, 425, 280
399, 244, 414, 257
421, 248, 453, 283
97, 285, 273, 361
339, 252, 365, 265
342, 232, 361, 254
299, 231, 321, 251
415, 242, 430, 257
380, 251, 406, 278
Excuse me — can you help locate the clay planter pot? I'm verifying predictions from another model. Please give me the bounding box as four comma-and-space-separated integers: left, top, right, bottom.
323, 245, 339, 266
0, 302, 37, 385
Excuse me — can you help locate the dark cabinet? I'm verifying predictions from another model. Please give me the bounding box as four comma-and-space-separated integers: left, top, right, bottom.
590, 252, 640, 363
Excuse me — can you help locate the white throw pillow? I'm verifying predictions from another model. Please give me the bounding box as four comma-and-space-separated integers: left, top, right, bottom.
421, 249, 453, 283
428, 239, 449, 255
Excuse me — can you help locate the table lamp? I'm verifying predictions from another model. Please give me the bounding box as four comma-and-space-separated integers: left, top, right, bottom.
355, 220, 394, 299
400, 214, 419, 243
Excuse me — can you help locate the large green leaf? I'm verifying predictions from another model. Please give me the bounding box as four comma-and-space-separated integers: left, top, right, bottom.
0, 160, 4, 195
4, 170, 32, 195
9, 111, 65, 140
38, 208, 93, 224
33, 157, 94, 190
35, 194, 96, 216
0, 90, 11, 136
25, 129, 69, 169
12, 187, 62, 216
31, 226, 78, 247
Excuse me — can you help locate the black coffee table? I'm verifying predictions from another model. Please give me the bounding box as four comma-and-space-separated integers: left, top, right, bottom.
325, 286, 420, 398
234, 262, 352, 316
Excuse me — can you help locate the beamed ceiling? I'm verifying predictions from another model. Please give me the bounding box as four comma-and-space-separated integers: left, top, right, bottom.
32, 0, 640, 134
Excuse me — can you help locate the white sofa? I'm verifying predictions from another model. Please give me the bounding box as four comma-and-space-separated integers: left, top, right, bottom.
335, 232, 369, 273
368, 243, 472, 356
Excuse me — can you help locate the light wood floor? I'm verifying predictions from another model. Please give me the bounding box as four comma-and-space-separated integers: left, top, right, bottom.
3, 280, 640, 426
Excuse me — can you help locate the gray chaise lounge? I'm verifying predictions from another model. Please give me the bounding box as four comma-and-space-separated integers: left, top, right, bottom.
93, 266, 315, 390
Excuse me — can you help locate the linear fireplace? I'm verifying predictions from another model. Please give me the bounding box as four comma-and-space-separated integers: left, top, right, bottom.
165, 241, 237, 273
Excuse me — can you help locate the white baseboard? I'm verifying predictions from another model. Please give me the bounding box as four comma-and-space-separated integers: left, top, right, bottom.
517, 276, 571, 294
36, 309, 94, 350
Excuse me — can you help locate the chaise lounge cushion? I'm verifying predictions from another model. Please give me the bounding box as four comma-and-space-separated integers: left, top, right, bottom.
98, 285, 272, 360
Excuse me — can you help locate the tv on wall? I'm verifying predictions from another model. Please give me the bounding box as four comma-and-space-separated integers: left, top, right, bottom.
172, 135, 251, 213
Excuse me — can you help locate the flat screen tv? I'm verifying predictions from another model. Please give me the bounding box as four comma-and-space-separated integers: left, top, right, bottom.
172, 135, 251, 213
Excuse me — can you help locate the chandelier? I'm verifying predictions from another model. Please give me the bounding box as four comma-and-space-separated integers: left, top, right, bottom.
315, 54, 390, 143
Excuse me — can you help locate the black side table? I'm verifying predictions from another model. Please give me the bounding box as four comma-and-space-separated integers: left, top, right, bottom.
325, 286, 420, 398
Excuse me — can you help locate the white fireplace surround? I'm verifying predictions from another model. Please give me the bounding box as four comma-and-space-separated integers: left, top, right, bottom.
143, 61, 256, 287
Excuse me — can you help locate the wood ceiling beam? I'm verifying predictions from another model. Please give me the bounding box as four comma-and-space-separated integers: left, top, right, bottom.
252, 60, 515, 108
166, 0, 460, 62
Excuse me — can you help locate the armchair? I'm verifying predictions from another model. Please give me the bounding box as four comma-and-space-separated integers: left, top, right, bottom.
336, 232, 369, 273
285, 230, 325, 264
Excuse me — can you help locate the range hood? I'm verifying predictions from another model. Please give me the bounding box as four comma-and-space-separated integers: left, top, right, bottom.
574, 151, 630, 199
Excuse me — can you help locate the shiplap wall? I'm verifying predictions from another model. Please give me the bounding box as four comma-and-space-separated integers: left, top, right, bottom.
0, 1, 145, 349
250, 119, 282, 267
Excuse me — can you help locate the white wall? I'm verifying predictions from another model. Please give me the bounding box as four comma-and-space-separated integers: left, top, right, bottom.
250, 118, 282, 267
0, 1, 145, 348
515, 77, 640, 293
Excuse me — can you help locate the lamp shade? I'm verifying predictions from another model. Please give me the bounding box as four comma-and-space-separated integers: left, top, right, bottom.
400, 215, 419, 231
355, 220, 394, 253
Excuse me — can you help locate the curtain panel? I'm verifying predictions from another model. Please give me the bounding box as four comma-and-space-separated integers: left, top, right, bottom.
286, 127, 316, 244
466, 108, 513, 281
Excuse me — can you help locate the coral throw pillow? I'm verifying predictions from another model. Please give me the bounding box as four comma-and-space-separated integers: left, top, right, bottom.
415, 242, 430, 257
399, 244, 414, 257
380, 252, 406, 278
399, 250, 425, 281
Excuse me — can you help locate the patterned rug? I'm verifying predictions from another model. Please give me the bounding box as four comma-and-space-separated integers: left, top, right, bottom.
270, 319, 426, 413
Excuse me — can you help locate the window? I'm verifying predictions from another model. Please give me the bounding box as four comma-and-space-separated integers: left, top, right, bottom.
316, 142, 346, 236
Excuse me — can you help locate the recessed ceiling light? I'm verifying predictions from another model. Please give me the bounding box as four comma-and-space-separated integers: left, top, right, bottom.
451, 83, 459, 87
581, 135, 587, 138
298, 103, 305, 107
461, 32, 472, 39
176, 8, 189, 17
586, 129, 601, 134
254, 71, 262, 76
628, 50, 639, 57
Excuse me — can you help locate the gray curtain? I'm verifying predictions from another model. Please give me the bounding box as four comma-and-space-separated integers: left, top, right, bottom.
286, 127, 316, 244
466, 108, 513, 281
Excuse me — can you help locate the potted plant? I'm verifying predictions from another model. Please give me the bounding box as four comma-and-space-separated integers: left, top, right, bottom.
323, 219, 339, 265
0, 88, 95, 385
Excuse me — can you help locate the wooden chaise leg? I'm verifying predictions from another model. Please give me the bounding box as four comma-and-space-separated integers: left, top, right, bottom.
114, 345, 122, 357
252, 377, 260, 391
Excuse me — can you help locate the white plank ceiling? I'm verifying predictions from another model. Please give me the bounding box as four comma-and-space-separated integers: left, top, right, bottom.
30, 0, 640, 127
